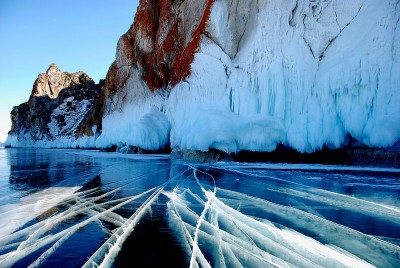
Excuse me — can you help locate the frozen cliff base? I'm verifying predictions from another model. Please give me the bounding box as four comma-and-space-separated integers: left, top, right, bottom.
163, 0, 400, 153
6, 0, 400, 156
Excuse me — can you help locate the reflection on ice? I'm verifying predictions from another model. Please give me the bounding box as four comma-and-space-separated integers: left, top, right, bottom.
0, 187, 80, 238
0, 149, 398, 267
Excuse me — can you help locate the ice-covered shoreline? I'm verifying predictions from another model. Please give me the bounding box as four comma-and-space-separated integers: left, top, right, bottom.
5, 0, 400, 158
4, 144, 400, 169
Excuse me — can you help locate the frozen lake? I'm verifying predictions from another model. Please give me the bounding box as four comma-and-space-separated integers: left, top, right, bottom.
0, 148, 399, 267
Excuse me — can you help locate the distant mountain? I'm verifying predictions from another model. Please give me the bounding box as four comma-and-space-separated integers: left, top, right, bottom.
5, 64, 103, 148
6, 0, 400, 154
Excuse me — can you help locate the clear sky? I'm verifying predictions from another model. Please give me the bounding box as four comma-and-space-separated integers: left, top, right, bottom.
0, 0, 139, 143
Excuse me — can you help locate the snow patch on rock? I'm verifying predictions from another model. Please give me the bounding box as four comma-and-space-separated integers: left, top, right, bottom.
48, 97, 92, 137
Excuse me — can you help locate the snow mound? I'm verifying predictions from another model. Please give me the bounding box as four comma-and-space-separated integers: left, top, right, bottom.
169, 93, 285, 153
96, 67, 171, 150
96, 107, 170, 150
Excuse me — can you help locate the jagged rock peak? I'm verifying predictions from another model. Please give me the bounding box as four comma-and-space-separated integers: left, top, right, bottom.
6, 64, 103, 148
29, 63, 93, 101
46, 63, 62, 74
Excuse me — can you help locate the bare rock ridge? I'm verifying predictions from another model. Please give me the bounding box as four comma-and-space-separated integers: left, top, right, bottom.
7, 64, 103, 147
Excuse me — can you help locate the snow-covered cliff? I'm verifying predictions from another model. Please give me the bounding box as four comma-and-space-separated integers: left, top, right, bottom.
5, 64, 103, 148
98, 0, 400, 153
7, 0, 400, 154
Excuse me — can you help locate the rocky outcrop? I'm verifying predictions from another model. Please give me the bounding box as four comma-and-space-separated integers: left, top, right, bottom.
6, 64, 102, 147
96, 0, 217, 150
100, 0, 216, 119
102, 0, 257, 96
105, 0, 214, 94
95, 0, 399, 153
171, 147, 233, 163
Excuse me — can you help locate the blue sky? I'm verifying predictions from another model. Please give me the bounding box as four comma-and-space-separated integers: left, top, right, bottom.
0, 0, 139, 142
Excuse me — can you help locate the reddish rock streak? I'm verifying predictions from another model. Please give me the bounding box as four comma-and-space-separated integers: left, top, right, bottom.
105, 0, 215, 93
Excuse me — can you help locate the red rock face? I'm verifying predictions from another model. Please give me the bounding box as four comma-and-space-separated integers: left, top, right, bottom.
105, 0, 215, 94
171, 0, 214, 86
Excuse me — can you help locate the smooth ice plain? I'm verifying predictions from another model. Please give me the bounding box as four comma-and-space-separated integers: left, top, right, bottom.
0, 148, 399, 267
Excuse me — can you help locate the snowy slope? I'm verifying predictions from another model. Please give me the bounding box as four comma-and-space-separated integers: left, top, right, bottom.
48, 97, 92, 137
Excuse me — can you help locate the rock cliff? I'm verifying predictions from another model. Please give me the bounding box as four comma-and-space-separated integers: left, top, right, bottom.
6, 0, 400, 154
98, 0, 399, 153
6, 64, 102, 148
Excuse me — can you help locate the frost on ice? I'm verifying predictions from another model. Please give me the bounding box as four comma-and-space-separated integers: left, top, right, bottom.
1, 152, 399, 267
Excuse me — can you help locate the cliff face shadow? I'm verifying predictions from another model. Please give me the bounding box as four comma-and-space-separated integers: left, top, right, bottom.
232, 144, 400, 168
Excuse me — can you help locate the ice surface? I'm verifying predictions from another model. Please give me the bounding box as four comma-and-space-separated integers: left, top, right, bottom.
82, 187, 163, 268
0, 187, 80, 238
165, 164, 400, 268
0, 150, 399, 267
